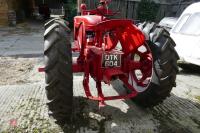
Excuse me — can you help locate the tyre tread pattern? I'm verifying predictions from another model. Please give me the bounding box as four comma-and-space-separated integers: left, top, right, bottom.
44, 18, 73, 125
134, 22, 179, 107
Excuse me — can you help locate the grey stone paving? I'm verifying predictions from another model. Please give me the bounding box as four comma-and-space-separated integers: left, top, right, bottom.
0, 22, 43, 57
0, 70, 199, 132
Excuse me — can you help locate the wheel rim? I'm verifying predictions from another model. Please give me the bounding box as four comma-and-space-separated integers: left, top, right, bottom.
128, 43, 153, 92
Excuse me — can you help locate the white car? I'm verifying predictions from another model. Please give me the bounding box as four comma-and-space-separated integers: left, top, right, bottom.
159, 17, 178, 32
170, 2, 200, 66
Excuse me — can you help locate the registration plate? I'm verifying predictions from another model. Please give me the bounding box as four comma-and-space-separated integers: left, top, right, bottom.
102, 54, 121, 68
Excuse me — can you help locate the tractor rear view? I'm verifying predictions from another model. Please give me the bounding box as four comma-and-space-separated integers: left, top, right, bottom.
41, 0, 179, 125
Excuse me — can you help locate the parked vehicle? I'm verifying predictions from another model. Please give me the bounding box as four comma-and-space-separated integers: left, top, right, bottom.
170, 2, 200, 66
39, 0, 179, 125
159, 17, 178, 31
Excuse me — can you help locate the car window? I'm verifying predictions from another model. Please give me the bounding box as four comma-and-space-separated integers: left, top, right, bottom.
173, 13, 200, 36
180, 12, 200, 35
173, 14, 190, 33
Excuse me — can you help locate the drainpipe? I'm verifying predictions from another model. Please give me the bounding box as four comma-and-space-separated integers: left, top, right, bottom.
77, 0, 82, 15
177, 0, 182, 16
178, 0, 182, 8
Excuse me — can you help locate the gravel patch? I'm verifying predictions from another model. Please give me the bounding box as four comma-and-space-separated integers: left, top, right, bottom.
0, 57, 43, 85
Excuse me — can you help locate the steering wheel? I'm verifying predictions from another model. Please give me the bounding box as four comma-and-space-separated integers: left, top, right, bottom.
95, 1, 120, 17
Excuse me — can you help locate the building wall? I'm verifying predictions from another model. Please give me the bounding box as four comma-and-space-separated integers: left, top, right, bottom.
0, 0, 21, 25
0, 0, 37, 26
0, 0, 9, 25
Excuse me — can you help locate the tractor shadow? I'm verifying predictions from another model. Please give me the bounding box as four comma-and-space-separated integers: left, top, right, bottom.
60, 81, 200, 133
178, 63, 200, 75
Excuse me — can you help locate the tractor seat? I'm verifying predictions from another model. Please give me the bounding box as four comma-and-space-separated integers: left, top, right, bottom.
74, 15, 103, 27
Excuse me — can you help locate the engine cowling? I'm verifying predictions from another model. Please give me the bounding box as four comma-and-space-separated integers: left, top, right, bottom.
74, 15, 103, 29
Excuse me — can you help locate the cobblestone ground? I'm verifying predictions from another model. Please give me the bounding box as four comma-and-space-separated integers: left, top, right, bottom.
0, 57, 199, 133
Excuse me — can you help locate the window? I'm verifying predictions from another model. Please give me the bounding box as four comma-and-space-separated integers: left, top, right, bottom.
173, 13, 200, 36
173, 14, 190, 33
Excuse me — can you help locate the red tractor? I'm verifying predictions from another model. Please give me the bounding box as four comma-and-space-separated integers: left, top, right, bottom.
40, 0, 179, 125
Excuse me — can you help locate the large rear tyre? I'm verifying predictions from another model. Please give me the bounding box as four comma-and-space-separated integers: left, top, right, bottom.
133, 22, 179, 107
44, 18, 73, 125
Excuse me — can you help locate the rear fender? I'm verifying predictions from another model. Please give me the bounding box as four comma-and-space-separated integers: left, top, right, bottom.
95, 20, 145, 55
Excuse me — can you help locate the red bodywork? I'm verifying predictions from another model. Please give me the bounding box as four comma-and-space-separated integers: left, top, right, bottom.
39, 0, 152, 107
